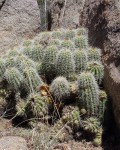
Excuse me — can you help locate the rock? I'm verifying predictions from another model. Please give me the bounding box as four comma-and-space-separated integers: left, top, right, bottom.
49, 0, 85, 29
0, 0, 41, 53
80, 0, 120, 129
0, 136, 28, 150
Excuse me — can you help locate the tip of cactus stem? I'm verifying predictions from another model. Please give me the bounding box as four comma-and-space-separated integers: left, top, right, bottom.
99, 90, 107, 100
50, 76, 70, 102
93, 138, 102, 147
80, 109, 87, 115
23, 40, 32, 47
76, 27, 88, 36
74, 36, 88, 49
88, 47, 101, 62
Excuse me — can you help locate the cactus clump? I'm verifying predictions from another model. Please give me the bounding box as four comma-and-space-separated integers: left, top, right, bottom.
50, 76, 70, 102
88, 47, 101, 62
87, 61, 104, 84
23, 46, 32, 59
42, 45, 58, 76
76, 27, 88, 36
82, 117, 100, 134
23, 67, 43, 92
25, 93, 48, 118
98, 90, 107, 121
62, 107, 80, 129
4, 67, 24, 91
74, 36, 88, 49
0, 58, 6, 78
93, 128, 102, 147
56, 49, 75, 78
65, 29, 75, 40
77, 72, 99, 117
74, 50, 87, 74
61, 40, 75, 51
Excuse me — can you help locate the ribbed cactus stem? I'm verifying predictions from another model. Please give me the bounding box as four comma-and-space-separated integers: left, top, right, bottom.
87, 61, 104, 84
4, 67, 24, 91
88, 47, 101, 62
74, 50, 87, 73
25, 93, 48, 118
98, 90, 107, 122
65, 29, 75, 40
61, 40, 75, 51
0, 58, 6, 78
23, 67, 43, 92
77, 72, 99, 117
50, 76, 70, 102
56, 49, 75, 78
74, 36, 88, 49
42, 45, 58, 76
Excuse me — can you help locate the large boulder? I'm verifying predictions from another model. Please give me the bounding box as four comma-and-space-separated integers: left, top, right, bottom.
49, 0, 85, 29
0, 0, 41, 53
80, 0, 120, 129
0, 136, 28, 150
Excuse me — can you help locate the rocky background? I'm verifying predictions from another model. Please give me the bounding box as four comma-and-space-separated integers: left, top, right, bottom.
0, 0, 120, 144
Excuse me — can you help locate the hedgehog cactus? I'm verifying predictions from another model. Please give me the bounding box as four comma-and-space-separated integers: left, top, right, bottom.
61, 40, 75, 51
25, 93, 48, 118
62, 107, 80, 129
65, 29, 75, 40
56, 49, 75, 79
88, 47, 101, 62
50, 76, 70, 102
74, 50, 87, 74
93, 128, 102, 146
82, 117, 100, 134
49, 39, 61, 49
30, 45, 44, 62
5, 56, 17, 68
4, 67, 24, 91
76, 27, 88, 36
87, 61, 104, 84
23, 67, 43, 92
42, 45, 58, 77
98, 90, 107, 122
74, 36, 88, 49
0, 58, 6, 78
52, 31, 63, 39
77, 72, 99, 117
23, 40, 32, 47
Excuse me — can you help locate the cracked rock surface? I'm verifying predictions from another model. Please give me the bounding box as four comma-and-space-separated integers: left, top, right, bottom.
0, 0, 41, 53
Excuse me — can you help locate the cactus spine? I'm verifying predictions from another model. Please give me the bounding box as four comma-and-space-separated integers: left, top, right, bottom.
77, 72, 99, 117
74, 50, 87, 73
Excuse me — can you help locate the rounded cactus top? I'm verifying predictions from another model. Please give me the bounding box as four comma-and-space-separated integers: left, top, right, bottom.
88, 47, 101, 61
50, 76, 70, 101
76, 27, 88, 36
77, 72, 98, 89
